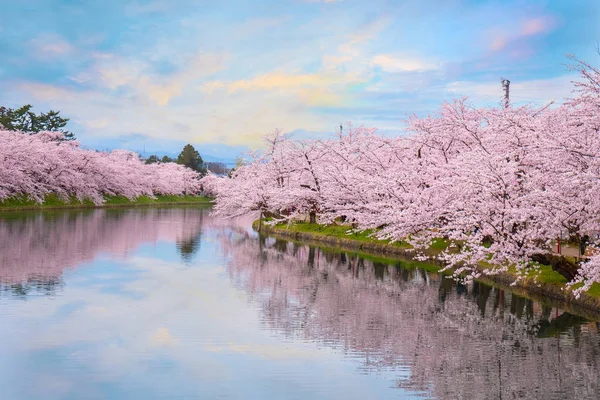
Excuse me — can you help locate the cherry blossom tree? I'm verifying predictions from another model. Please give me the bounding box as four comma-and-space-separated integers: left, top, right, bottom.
206, 57, 600, 295
0, 130, 202, 204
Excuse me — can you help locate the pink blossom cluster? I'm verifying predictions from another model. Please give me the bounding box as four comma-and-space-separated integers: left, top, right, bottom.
0, 130, 202, 203
205, 57, 600, 296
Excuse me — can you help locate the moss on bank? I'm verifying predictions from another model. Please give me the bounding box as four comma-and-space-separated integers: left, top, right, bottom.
0, 194, 212, 212
255, 221, 600, 317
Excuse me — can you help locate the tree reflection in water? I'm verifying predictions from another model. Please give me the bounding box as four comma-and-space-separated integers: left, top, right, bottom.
219, 231, 600, 400
1, 210, 598, 399
0, 208, 206, 295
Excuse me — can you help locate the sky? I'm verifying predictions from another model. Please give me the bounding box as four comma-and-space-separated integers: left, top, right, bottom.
1, 0, 599, 160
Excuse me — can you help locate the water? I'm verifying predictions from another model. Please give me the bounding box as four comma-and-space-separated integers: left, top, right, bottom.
0, 207, 599, 399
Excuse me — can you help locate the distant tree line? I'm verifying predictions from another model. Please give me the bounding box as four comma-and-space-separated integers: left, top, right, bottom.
0, 130, 202, 203
145, 145, 231, 177
2, 103, 230, 180
145, 155, 175, 164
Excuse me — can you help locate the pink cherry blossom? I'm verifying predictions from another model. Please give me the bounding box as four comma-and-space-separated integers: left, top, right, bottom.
0, 130, 202, 203
207, 57, 600, 296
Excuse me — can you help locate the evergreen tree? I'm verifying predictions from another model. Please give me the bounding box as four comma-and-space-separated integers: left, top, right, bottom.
0, 105, 74, 140
145, 155, 159, 164
177, 144, 206, 175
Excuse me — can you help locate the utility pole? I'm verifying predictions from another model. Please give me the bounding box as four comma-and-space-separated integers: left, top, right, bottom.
501, 78, 510, 108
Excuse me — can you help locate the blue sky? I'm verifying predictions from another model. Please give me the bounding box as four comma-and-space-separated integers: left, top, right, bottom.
1, 0, 598, 159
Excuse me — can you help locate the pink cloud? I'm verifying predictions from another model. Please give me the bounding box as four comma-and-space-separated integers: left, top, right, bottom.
490, 36, 507, 51
29, 34, 74, 59
486, 15, 557, 53
521, 16, 556, 36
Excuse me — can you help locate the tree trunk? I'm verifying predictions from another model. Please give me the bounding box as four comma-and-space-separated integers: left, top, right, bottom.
530, 253, 580, 281
309, 211, 316, 224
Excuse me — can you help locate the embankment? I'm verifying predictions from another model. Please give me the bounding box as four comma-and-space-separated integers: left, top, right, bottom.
255, 221, 600, 320
0, 194, 212, 212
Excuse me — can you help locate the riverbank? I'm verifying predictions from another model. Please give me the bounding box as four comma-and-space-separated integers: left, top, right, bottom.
0, 194, 212, 212
254, 221, 600, 320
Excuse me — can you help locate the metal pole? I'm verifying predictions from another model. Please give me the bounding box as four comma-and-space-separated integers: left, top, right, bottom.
501, 79, 510, 108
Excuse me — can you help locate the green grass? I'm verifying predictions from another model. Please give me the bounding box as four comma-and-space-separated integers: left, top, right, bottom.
275, 221, 413, 249
519, 264, 600, 298
583, 284, 600, 297
430, 237, 451, 251
565, 281, 600, 297
532, 264, 569, 285
0, 194, 212, 211
273, 221, 455, 252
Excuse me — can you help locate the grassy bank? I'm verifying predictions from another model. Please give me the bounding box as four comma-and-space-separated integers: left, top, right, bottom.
255, 221, 600, 318
0, 194, 212, 212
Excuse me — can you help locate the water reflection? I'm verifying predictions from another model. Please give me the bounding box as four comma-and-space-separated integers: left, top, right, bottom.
0, 208, 205, 295
222, 232, 600, 400
0, 208, 598, 399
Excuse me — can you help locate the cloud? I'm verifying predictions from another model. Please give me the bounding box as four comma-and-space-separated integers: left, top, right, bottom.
141, 52, 228, 106
29, 34, 74, 59
320, 15, 391, 73
521, 16, 556, 36
84, 119, 109, 129
15, 13, 393, 148
338, 16, 391, 58
11, 77, 335, 147
18, 82, 77, 101
298, 87, 348, 107
487, 15, 558, 52
3, 0, 582, 151
203, 342, 320, 359
371, 54, 440, 73
490, 37, 508, 52
205, 71, 362, 93
322, 54, 353, 69
91, 54, 144, 89
150, 327, 178, 347
195, 16, 391, 114
71, 51, 229, 106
